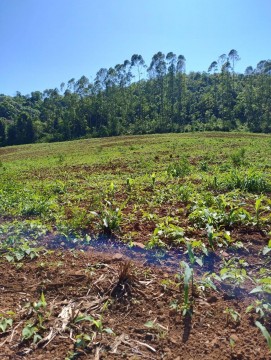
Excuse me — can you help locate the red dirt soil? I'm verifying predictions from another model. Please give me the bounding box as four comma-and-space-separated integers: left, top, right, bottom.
0, 243, 270, 360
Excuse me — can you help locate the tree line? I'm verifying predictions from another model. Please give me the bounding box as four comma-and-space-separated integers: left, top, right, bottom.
0, 50, 270, 146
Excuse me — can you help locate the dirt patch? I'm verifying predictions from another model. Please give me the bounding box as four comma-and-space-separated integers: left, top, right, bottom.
0, 245, 270, 359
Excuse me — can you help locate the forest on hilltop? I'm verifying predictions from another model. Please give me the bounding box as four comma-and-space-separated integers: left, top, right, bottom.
0, 50, 270, 146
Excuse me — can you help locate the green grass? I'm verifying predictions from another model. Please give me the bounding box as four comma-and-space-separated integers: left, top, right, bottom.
0, 131, 270, 244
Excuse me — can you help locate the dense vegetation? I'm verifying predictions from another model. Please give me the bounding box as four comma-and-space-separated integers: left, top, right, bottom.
0, 50, 270, 146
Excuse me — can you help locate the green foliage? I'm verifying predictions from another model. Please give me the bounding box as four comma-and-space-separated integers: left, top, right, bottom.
178, 261, 194, 316
246, 300, 271, 319
148, 219, 185, 248
224, 307, 241, 324
1, 54, 271, 144
255, 321, 271, 351
22, 323, 42, 343
91, 201, 123, 234
231, 148, 246, 167
223, 170, 270, 193
0, 316, 13, 333
167, 157, 191, 178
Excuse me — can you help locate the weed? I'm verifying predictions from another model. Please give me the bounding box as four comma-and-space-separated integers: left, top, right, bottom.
144, 319, 168, 338
0, 314, 13, 333
224, 307, 241, 324
56, 153, 65, 164
231, 148, 246, 167
22, 323, 42, 343
167, 157, 191, 178
148, 220, 185, 248
74, 314, 113, 339
246, 300, 271, 319
126, 177, 134, 191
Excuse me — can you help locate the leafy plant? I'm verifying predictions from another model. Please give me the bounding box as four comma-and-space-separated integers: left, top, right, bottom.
167, 157, 191, 178
179, 261, 193, 316
224, 307, 241, 324
22, 323, 42, 343
0, 315, 13, 333
231, 148, 246, 167
74, 314, 113, 339
255, 321, 271, 351
148, 219, 185, 248
246, 300, 271, 319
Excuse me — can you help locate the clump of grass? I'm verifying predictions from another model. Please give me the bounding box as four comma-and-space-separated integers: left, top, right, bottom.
231, 148, 246, 167
167, 157, 191, 178
228, 171, 270, 193
110, 261, 136, 300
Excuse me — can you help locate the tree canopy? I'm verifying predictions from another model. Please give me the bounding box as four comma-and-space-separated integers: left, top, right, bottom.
0, 50, 270, 146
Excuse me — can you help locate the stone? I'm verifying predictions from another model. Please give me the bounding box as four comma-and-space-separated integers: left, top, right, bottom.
133, 242, 145, 249
112, 253, 123, 261
230, 334, 239, 342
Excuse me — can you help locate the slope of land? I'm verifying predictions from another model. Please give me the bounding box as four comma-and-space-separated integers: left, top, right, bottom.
0, 132, 271, 359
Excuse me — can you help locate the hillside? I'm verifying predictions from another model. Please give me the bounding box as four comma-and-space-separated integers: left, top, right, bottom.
0, 132, 271, 359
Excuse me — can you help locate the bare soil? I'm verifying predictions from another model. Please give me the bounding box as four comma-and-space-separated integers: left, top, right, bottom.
0, 234, 270, 360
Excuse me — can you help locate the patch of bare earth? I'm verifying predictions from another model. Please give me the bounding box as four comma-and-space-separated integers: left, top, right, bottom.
0, 245, 270, 360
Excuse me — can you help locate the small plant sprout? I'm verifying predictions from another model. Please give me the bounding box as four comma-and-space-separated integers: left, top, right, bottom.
151, 172, 156, 187
206, 224, 216, 250
22, 323, 42, 344
179, 261, 194, 316
224, 307, 241, 325
255, 197, 263, 226
229, 336, 236, 352
108, 181, 115, 195
263, 239, 271, 255
246, 300, 271, 318
101, 200, 122, 234
144, 319, 168, 338
74, 314, 114, 340
126, 177, 134, 191
0, 313, 14, 333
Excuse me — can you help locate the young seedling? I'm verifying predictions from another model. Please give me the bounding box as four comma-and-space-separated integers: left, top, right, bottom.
0, 314, 13, 333
179, 261, 193, 316
224, 307, 241, 325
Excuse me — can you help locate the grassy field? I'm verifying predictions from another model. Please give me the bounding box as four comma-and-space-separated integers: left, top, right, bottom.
0, 132, 271, 359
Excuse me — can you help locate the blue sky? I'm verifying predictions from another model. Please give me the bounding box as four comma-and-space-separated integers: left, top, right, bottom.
1, 0, 270, 96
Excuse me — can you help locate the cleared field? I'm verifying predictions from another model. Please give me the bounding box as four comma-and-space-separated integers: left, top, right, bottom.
0, 132, 271, 359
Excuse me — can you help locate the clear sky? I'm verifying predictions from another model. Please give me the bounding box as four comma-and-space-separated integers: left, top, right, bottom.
1, 0, 270, 96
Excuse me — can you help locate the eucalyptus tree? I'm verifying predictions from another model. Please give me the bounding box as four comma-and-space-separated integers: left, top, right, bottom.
207, 61, 218, 117
74, 75, 90, 97
131, 54, 146, 128
228, 49, 240, 91
255, 60, 271, 131
243, 66, 258, 131
166, 52, 177, 128
91, 68, 109, 132
67, 78, 76, 92
176, 55, 187, 127
114, 60, 133, 129
147, 52, 167, 131
228, 49, 240, 75
220, 60, 235, 127
131, 54, 146, 82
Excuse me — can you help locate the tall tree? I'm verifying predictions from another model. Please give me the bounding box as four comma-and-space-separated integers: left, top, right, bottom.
148, 52, 167, 131
166, 52, 177, 129
176, 55, 186, 127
